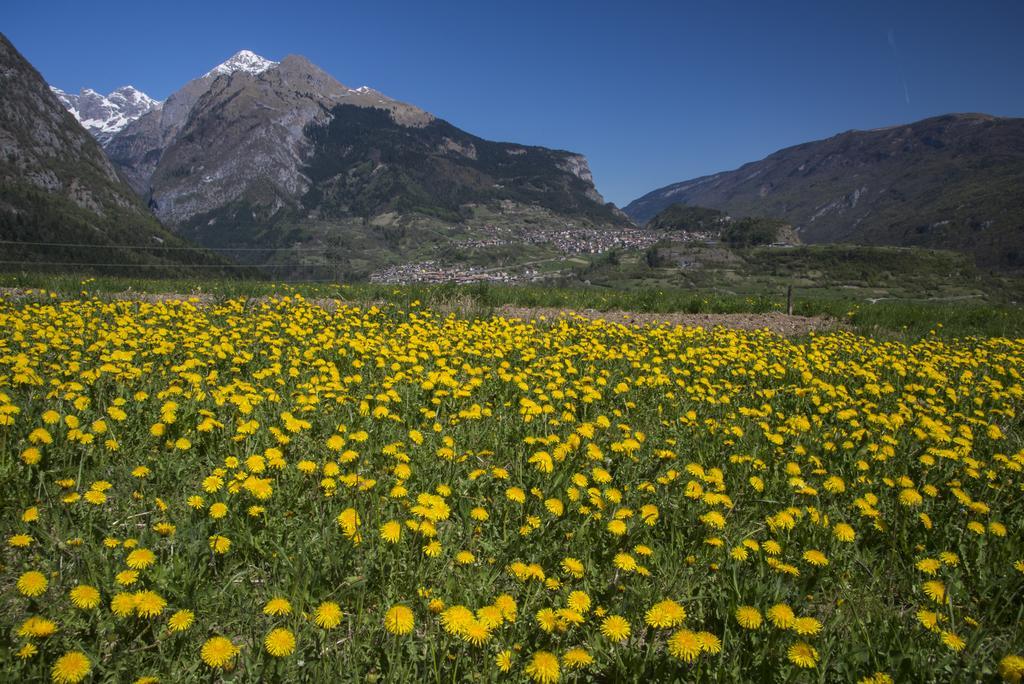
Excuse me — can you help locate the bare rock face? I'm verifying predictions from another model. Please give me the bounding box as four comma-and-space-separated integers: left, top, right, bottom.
105, 50, 437, 227
0, 32, 229, 271
0, 33, 130, 207
558, 154, 605, 203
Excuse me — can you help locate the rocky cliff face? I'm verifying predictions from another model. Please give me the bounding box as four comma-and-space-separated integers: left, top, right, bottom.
111, 53, 436, 227
0, 33, 227, 272
1, 35, 131, 212
98, 50, 621, 244
624, 114, 1024, 267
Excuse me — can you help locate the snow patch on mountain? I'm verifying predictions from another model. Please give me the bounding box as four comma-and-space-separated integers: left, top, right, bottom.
204, 50, 278, 78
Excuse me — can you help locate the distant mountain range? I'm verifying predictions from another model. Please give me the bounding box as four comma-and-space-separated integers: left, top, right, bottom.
624, 114, 1024, 267
50, 85, 160, 145
55, 49, 624, 250
0, 34, 228, 273
7, 29, 1024, 275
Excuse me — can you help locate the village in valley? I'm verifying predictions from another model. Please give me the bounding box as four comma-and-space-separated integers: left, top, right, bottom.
370, 224, 717, 284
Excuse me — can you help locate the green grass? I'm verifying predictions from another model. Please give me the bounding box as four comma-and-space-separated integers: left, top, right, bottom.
2, 272, 1024, 340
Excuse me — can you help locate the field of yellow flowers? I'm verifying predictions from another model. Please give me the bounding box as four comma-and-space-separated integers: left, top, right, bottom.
2, 293, 1023, 683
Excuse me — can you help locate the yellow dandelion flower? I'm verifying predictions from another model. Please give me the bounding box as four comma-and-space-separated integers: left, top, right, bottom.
567, 590, 591, 614
668, 629, 702, 663
923, 580, 946, 604
209, 535, 231, 554
787, 641, 819, 668
313, 601, 343, 629
600, 615, 631, 642
133, 590, 167, 618
384, 604, 415, 635
111, 592, 138, 618
998, 655, 1024, 683
561, 557, 585, 578
126, 548, 156, 570
263, 597, 292, 616
735, 605, 763, 630
613, 553, 637, 572
768, 603, 796, 629
793, 617, 822, 636
17, 570, 48, 597
18, 616, 58, 638
69, 585, 100, 610
536, 607, 560, 633
494, 594, 518, 622
941, 631, 966, 652
607, 519, 627, 535
857, 673, 895, 684
476, 605, 504, 629
51, 651, 91, 684
697, 631, 722, 654
460, 618, 491, 647
441, 605, 475, 636
264, 628, 296, 657
899, 489, 923, 507
116, 570, 139, 586
8, 533, 33, 547
645, 599, 687, 628
200, 636, 238, 669
380, 520, 401, 543
916, 609, 942, 632
562, 647, 593, 669
168, 609, 194, 632
803, 550, 829, 567
525, 650, 560, 684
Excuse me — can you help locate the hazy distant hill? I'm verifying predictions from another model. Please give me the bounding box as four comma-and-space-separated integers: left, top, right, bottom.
625, 114, 1024, 267
0, 33, 227, 273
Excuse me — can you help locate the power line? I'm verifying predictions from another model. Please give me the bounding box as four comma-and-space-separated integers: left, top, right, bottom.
0, 260, 283, 269
0, 239, 332, 252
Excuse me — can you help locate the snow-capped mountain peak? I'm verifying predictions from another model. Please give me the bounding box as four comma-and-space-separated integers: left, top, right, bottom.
107, 85, 160, 110
50, 85, 162, 144
204, 50, 278, 78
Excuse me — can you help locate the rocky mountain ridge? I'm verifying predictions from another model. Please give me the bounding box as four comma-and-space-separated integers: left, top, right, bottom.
624, 114, 1024, 267
95, 49, 621, 247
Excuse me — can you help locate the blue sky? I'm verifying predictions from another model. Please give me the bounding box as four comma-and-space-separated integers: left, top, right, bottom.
7, 0, 1024, 206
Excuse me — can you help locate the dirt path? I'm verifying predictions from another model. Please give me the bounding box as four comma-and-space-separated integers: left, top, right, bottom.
495, 306, 838, 336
